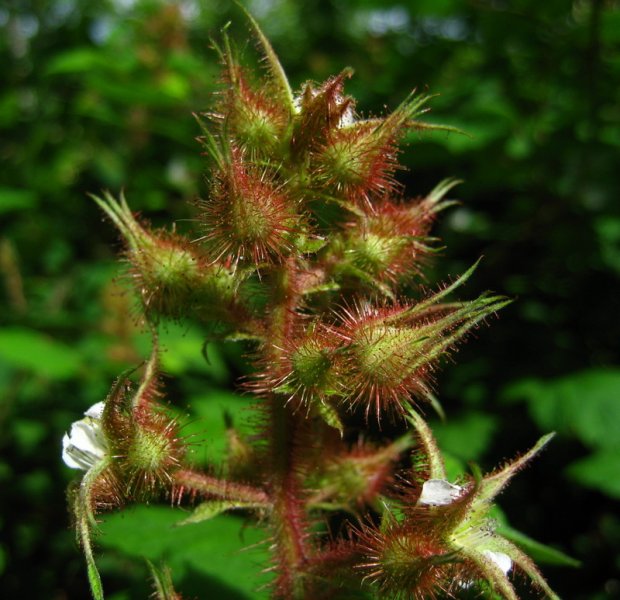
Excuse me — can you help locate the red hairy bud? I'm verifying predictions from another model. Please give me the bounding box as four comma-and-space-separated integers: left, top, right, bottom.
253, 320, 340, 409
199, 146, 298, 265
326, 180, 460, 293
213, 64, 290, 157
336, 290, 507, 420
92, 192, 238, 321
307, 434, 412, 512
101, 350, 185, 501
291, 69, 355, 155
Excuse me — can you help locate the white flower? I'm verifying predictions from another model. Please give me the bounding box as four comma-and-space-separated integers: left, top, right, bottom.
418, 478, 464, 506
418, 478, 513, 576
62, 402, 108, 470
483, 550, 512, 575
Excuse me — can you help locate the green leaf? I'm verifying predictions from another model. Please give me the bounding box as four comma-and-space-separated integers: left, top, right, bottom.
0, 327, 82, 379
595, 217, 620, 275
498, 525, 580, 567
0, 188, 38, 213
490, 505, 579, 567
431, 411, 497, 462
566, 450, 620, 499
99, 506, 270, 599
135, 321, 229, 383
183, 391, 255, 465
505, 369, 620, 450
177, 499, 264, 526
45, 48, 103, 75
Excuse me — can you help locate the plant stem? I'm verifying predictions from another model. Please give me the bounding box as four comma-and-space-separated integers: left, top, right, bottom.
173, 470, 269, 504
267, 258, 313, 599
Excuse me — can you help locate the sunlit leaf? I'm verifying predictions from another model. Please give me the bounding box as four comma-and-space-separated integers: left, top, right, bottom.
99, 506, 270, 598
0, 327, 82, 379
566, 450, 620, 499
505, 370, 620, 450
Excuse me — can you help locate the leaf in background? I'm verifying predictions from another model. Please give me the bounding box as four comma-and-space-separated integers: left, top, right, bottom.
566, 450, 620, 499
44, 48, 103, 75
490, 506, 580, 567
0, 327, 82, 379
134, 321, 229, 383
442, 451, 466, 482
0, 188, 38, 213
431, 411, 497, 462
595, 217, 620, 275
99, 506, 270, 599
504, 369, 620, 451
182, 391, 255, 466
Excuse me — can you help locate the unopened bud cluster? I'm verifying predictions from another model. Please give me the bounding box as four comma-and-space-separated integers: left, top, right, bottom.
65, 12, 558, 600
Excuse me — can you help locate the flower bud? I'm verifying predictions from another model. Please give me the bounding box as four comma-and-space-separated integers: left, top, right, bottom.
337, 291, 508, 419
310, 92, 432, 209
308, 435, 412, 511
100, 352, 185, 500
291, 69, 355, 156
212, 64, 291, 157
254, 322, 339, 409
92, 192, 239, 321
199, 147, 298, 265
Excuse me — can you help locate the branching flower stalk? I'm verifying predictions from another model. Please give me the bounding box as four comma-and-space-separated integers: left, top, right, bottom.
63, 10, 560, 600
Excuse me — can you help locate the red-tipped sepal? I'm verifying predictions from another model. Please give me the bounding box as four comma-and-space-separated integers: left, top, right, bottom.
92, 192, 239, 323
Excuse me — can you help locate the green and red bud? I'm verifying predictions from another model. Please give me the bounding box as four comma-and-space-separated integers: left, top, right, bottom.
255, 322, 340, 409
322, 181, 460, 297
98, 349, 185, 501
212, 63, 291, 158
199, 146, 298, 266
92, 192, 239, 322
291, 69, 356, 154
336, 291, 507, 420
308, 434, 413, 512
209, 7, 294, 159
312, 119, 400, 208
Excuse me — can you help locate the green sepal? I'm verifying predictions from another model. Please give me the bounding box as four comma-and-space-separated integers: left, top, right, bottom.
459, 546, 519, 600
147, 560, 179, 600
316, 399, 344, 436
177, 499, 265, 526
482, 535, 561, 600
406, 406, 447, 481
236, 2, 294, 109
476, 433, 555, 504
427, 177, 463, 206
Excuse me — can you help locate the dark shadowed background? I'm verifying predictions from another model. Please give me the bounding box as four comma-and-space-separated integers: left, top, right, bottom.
1, 1, 619, 598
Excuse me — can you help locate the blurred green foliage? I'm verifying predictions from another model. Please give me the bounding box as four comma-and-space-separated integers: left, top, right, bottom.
1, 0, 619, 598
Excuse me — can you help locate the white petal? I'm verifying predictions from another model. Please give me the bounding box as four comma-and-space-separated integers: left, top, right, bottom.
419, 479, 463, 506
61, 407, 108, 470
338, 106, 355, 128
85, 401, 105, 419
483, 550, 512, 574
62, 432, 87, 469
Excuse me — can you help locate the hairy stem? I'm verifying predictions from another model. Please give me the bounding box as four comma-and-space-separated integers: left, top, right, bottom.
173, 470, 269, 504
267, 259, 313, 599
